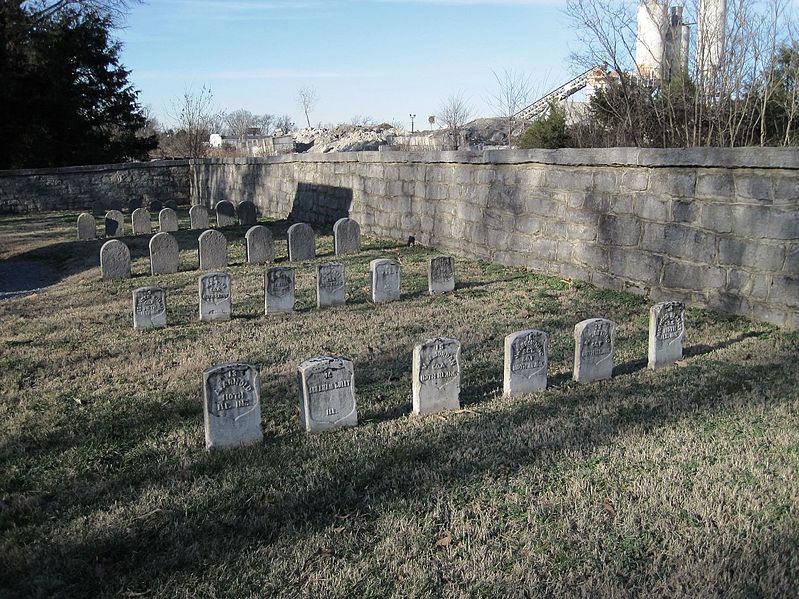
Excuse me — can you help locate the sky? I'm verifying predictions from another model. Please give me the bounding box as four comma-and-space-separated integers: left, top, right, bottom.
116, 0, 576, 130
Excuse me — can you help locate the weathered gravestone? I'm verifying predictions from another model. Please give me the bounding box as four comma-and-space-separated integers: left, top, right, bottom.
199, 272, 232, 321
77, 213, 96, 240
127, 199, 141, 213
648, 301, 685, 370
149, 232, 180, 275
159, 207, 178, 233
105, 210, 124, 237
100, 239, 131, 280
369, 258, 400, 303
199, 229, 228, 270
190, 205, 209, 230
215, 200, 236, 228
148, 200, 163, 213
132, 286, 167, 330
504, 329, 548, 396
316, 262, 346, 308
429, 256, 455, 294
203, 363, 263, 450
287, 223, 315, 261
265, 267, 295, 314
412, 337, 461, 415
245, 225, 274, 264
237, 201, 257, 226
297, 356, 358, 433
333, 218, 361, 256
131, 208, 152, 235
573, 318, 615, 383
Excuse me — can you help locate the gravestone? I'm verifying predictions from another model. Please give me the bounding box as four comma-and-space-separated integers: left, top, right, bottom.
412, 337, 461, 415
199, 230, 228, 270
215, 200, 236, 227
648, 301, 685, 370
165, 200, 178, 211
573, 318, 615, 383
132, 286, 167, 330
245, 225, 274, 264
237, 201, 257, 226
149, 232, 180, 275
287, 223, 315, 261
297, 356, 358, 433
105, 210, 124, 237
199, 272, 232, 321
190, 205, 209, 230
131, 208, 152, 235
333, 218, 361, 255
503, 329, 548, 396
159, 207, 178, 233
369, 258, 400, 303
264, 267, 295, 314
316, 262, 346, 308
100, 239, 131, 280
203, 363, 263, 450
428, 256, 455, 294
127, 199, 141, 213
77, 213, 96, 240
148, 200, 163, 213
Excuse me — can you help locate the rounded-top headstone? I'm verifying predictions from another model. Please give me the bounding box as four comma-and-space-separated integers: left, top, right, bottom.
503, 329, 548, 396
573, 318, 615, 383
412, 337, 461, 415
287, 223, 316, 261
648, 302, 685, 370
369, 258, 400, 303
215, 200, 236, 228
159, 207, 178, 233
100, 239, 131, 280
148, 200, 163, 213
149, 232, 180, 275
131, 208, 152, 235
77, 213, 96, 240
105, 210, 124, 237
203, 363, 263, 450
429, 256, 455, 294
245, 225, 274, 264
199, 229, 228, 270
333, 218, 361, 255
237, 201, 257, 226
190, 205, 210, 230
133, 286, 167, 330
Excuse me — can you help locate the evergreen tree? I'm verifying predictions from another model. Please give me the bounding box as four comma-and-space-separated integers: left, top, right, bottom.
518, 101, 570, 149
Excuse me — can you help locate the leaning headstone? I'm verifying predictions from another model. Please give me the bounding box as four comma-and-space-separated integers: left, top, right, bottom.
203, 363, 263, 450
333, 217, 361, 255
132, 286, 167, 330
77, 213, 96, 240
199, 229, 228, 270
429, 256, 455, 294
149, 232, 179, 275
245, 225, 274, 264
105, 209, 124, 237
265, 267, 295, 314
215, 200, 236, 228
648, 302, 685, 370
127, 199, 141, 213
573, 318, 615, 383
190, 205, 209, 230
148, 200, 163, 213
165, 200, 178, 211
413, 337, 461, 415
504, 329, 548, 397
297, 356, 358, 433
199, 272, 232, 322
316, 262, 346, 308
100, 239, 131, 280
131, 208, 152, 235
287, 223, 315, 261
159, 207, 178, 233
237, 201, 257, 226
369, 258, 400, 303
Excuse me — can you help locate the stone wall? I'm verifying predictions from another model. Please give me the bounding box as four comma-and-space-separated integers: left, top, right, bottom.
0, 160, 190, 214
190, 149, 799, 329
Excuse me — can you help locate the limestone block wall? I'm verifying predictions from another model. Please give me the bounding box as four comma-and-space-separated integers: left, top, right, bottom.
190, 149, 799, 329
0, 160, 190, 214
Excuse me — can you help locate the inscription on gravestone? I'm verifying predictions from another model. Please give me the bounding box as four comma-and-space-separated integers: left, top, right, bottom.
149, 232, 179, 275
77, 213, 96, 240
131, 208, 152, 235
159, 208, 178, 233
132, 286, 167, 330
573, 318, 615, 383
203, 363, 263, 450
333, 218, 361, 255
412, 337, 461, 415
648, 301, 685, 369
504, 329, 548, 396
369, 258, 400, 303
199, 229, 228, 270
265, 267, 295, 314
245, 225, 274, 264
237, 201, 257, 226
429, 256, 455, 294
298, 356, 358, 433
287, 223, 315, 261
316, 262, 346, 308
105, 210, 124, 237
190, 205, 209, 230
199, 272, 232, 321
100, 239, 131, 280
215, 200, 236, 228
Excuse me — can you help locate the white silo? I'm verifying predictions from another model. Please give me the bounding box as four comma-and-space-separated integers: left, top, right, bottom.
698, 0, 727, 81
636, 0, 668, 82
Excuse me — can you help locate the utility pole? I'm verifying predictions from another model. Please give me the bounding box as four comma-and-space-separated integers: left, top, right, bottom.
409, 114, 416, 133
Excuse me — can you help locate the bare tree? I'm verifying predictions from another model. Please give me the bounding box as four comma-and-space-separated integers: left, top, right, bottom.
274, 115, 295, 134
297, 86, 318, 128
167, 85, 224, 158
487, 69, 534, 145
225, 109, 258, 141
437, 92, 472, 149
22, 0, 140, 28
350, 114, 375, 126
258, 114, 275, 136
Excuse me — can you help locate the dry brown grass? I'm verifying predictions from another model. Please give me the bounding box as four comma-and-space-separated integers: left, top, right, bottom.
0, 210, 797, 598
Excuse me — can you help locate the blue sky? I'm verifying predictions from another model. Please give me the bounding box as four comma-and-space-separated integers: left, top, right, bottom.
116, 0, 574, 130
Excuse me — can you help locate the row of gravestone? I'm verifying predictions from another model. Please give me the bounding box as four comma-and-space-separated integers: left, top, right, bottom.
202, 302, 686, 450
131, 257, 456, 327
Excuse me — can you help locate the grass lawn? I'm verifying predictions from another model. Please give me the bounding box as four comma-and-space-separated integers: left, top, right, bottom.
0, 210, 797, 597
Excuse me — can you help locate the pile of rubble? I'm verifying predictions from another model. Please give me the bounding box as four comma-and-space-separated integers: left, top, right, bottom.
293, 125, 400, 153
